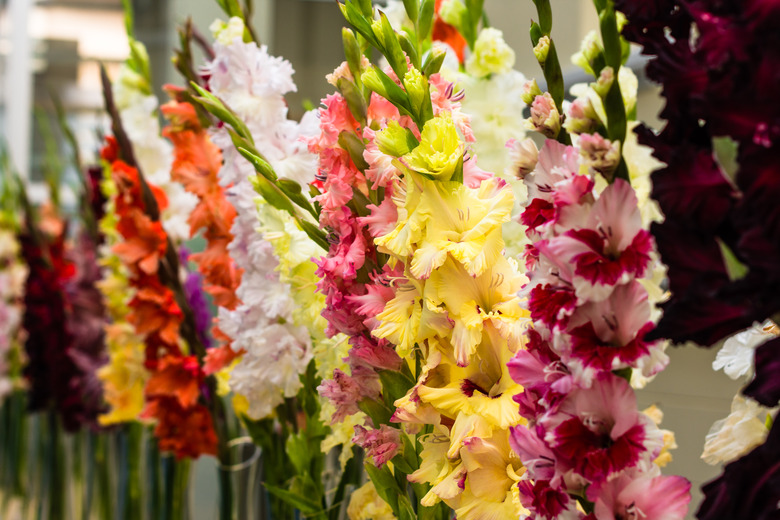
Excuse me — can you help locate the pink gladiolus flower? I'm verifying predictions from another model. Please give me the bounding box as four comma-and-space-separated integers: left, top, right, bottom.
587, 471, 691, 520
353, 424, 401, 467
540, 373, 662, 484
318, 367, 380, 424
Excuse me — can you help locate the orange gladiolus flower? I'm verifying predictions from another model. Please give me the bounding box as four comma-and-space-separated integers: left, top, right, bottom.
161, 98, 244, 373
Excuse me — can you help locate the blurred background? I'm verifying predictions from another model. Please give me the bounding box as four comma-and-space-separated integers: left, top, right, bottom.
0, 1, 739, 517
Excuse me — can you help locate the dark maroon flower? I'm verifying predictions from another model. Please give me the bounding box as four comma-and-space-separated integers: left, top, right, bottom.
21, 229, 78, 422
63, 232, 109, 431
743, 337, 780, 407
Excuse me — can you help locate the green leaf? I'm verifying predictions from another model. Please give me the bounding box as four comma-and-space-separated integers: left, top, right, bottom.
278, 178, 318, 220
358, 398, 394, 426
599, 4, 622, 69
264, 484, 322, 514
343, 0, 380, 49
121, 0, 134, 38
381, 11, 409, 81
451, 153, 464, 184
338, 131, 370, 172
402, 0, 419, 22
296, 217, 330, 252
397, 495, 417, 520
342, 28, 364, 81
364, 67, 414, 117
418, 0, 435, 41
398, 32, 419, 69
531, 0, 552, 35
249, 169, 296, 214
717, 238, 749, 282
234, 142, 276, 181
364, 463, 400, 512
378, 370, 415, 404
421, 48, 446, 76
191, 82, 254, 143
336, 77, 367, 125
357, 0, 374, 17
530, 21, 543, 47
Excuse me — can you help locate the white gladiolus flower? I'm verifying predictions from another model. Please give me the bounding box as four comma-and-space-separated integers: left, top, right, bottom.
713, 321, 776, 380
701, 395, 775, 465
466, 28, 516, 78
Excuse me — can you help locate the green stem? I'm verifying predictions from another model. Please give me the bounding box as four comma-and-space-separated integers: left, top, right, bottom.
82, 432, 96, 520
595, 0, 629, 182
47, 411, 65, 520
96, 432, 112, 520
127, 423, 143, 519
147, 433, 161, 520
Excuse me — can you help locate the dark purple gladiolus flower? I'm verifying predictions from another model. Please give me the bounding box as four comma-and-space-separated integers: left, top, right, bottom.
63, 232, 109, 431
615, 0, 780, 349
617, 2, 780, 518
743, 337, 780, 407
697, 419, 780, 520
180, 247, 213, 350
20, 229, 79, 423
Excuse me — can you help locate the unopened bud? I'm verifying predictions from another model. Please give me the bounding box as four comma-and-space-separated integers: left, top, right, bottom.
521, 79, 543, 105
579, 132, 621, 180
563, 97, 601, 135
403, 67, 427, 115
571, 30, 601, 76
592, 66, 614, 98
439, 0, 466, 28
533, 36, 551, 65
506, 138, 539, 179
525, 92, 561, 139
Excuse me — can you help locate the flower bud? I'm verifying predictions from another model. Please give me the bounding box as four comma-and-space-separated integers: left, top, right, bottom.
439, 0, 466, 28
209, 16, 244, 45
533, 36, 551, 65
592, 66, 615, 98
579, 132, 621, 180
361, 66, 388, 99
505, 138, 539, 179
525, 92, 561, 138
376, 120, 418, 157
403, 66, 427, 116
571, 30, 601, 76
521, 79, 543, 105
563, 97, 601, 135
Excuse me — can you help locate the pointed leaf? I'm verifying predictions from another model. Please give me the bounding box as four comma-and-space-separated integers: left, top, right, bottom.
381, 11, 408, 81
263, 484, 322, 514
418, 0, 435, 41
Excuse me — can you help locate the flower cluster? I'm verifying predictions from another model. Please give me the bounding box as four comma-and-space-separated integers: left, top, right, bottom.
161, 95, 243, 374
19, 215, 81, 428
63, 231, 109, 429
112, 52, 197, 245
616, 2, 780, 517
307, 26, 532, 510
102, 136, 217, 458
203, 18, 317, 420
0, 225, 27, 400
96, 160, 150, 425
507, 139, 689, 518
702, 323, 778, 465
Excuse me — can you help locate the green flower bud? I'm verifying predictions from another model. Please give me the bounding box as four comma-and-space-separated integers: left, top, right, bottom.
533, 36, 551, 65
403, 67, 427, 116
376, 120, 419, 158
592, 66, 615, 98
520, 79, 543, 105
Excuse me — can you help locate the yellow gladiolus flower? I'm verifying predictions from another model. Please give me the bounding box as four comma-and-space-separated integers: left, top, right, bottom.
400, 114, 463, 182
